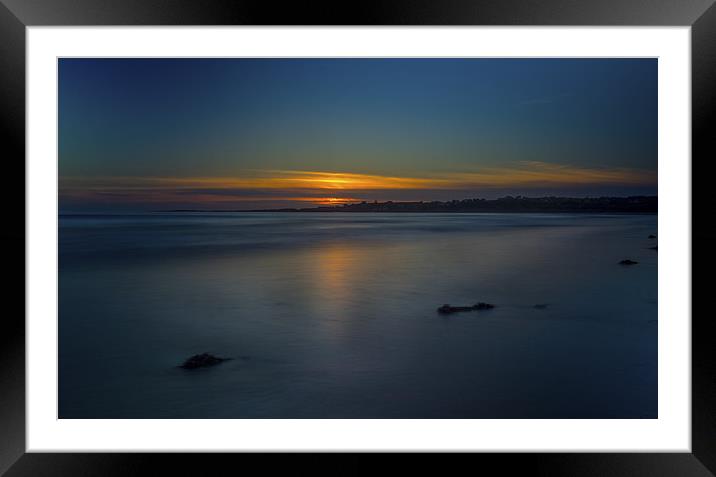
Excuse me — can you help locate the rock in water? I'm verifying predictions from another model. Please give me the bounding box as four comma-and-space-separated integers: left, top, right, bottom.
619, 259, 638, 265
534, 304, 549, 309
180, 353, 230, 369
437, 302, 495, 314
648, 234, 656, 239
438, 304, 466, 314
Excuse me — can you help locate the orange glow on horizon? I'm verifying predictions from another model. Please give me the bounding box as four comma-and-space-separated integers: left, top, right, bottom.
61, 162, 656, 192
311, 197, 361, 205
59, 161, 656, 207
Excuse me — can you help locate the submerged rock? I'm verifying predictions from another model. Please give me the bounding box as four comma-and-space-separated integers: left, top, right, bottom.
619, 259, 639, 265
534, 304, 549, 309
649, 246, 658, 250
180, 353, 231, 370
437, 302, 495, 314
648, 234, 656, 239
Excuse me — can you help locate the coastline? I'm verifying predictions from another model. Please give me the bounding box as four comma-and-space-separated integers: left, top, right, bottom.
157, 196, 658, 215
157, 209, 659, 214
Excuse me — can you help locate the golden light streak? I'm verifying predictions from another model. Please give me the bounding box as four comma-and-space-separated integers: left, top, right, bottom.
60, 161, 656, 196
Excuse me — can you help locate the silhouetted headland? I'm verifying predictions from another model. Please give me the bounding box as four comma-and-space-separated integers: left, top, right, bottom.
164, 196, 657, 214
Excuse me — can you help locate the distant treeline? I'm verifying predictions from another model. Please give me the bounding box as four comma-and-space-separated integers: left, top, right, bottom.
164, 196, 658, 214
262, 196, 658, 213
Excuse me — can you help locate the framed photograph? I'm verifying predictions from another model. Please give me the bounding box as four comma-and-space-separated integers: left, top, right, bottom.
3, 0, 709, 474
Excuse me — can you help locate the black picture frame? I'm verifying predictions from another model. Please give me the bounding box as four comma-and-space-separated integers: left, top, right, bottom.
1, 0, 709, 474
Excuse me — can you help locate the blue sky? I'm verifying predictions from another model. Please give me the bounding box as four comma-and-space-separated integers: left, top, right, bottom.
59, 58, 657, 211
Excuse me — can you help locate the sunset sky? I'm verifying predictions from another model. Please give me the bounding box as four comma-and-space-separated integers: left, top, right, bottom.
59, 58, 657, 211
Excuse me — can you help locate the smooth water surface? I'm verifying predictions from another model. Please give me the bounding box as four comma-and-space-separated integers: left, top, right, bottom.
59, 213, 657, 418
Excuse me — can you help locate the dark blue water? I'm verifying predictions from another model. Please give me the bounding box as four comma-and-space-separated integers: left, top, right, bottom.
59, 213, 657, 418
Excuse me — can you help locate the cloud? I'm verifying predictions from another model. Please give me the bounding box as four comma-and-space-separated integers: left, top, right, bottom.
60, 161, 656, 209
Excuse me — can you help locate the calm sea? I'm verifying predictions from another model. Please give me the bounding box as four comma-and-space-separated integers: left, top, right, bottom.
59, 212, 657, 418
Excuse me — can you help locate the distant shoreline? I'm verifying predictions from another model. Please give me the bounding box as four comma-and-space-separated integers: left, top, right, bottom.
59, 196, 659, 216
158, 196, 658, 215
153, 209, 658, 215
59, 211, 659, 217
